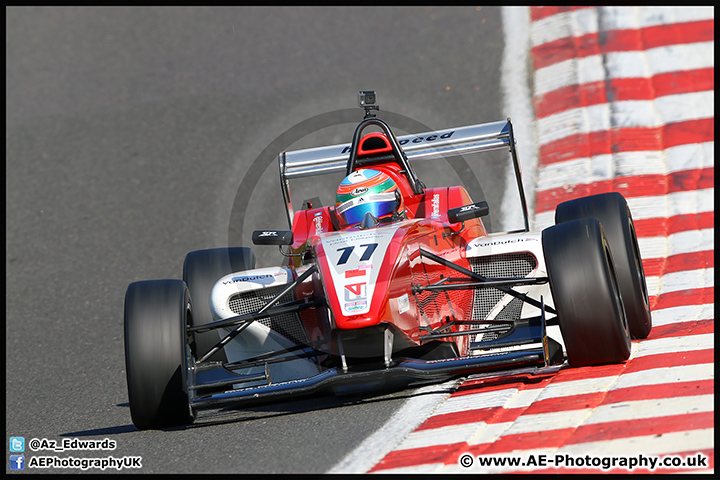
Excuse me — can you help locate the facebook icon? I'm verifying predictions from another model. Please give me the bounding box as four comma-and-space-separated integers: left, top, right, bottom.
10, 455, 25, 470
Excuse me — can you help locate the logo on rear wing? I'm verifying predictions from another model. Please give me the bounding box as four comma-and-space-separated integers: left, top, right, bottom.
340, 131, 455, 155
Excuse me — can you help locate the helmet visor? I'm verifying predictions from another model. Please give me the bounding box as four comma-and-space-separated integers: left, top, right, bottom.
336, 192, 398, 227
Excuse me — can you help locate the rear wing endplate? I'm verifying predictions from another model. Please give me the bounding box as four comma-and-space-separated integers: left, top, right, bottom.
279, 119, 529, 232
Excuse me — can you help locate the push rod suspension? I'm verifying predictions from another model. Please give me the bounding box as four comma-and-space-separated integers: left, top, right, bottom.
418, 248, 556, 315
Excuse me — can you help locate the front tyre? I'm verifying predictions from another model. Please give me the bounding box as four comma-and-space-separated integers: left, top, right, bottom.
124, 279, 194, 430
555, 192, 652, 338
543, 217, 631, 367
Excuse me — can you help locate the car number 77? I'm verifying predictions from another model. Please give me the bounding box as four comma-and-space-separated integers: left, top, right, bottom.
336, 243, 378, 265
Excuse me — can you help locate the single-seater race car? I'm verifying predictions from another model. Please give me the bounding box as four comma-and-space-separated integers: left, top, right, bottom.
124, 92, 652, 429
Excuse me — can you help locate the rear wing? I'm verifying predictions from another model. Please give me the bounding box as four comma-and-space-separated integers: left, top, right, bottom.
279, 119, 529, 232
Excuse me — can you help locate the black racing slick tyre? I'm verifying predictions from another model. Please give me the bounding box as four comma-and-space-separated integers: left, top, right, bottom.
124, 280, 194, 430
543, 217, 631, 367
183, 247, 256, 362
555, 192, 652, 339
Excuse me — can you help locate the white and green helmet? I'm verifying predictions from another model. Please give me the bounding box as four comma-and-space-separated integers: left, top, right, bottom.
335, 169, 404, 228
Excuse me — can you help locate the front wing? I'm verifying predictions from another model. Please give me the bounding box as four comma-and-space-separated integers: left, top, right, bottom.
188, 305, 563, 412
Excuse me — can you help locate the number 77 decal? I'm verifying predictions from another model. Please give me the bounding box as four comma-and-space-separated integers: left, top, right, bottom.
336, 243, 378, 265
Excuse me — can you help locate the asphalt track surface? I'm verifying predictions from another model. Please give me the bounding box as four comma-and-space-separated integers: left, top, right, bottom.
6, 7, 510, 474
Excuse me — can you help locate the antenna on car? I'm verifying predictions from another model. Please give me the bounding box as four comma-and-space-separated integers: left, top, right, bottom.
358, 91, 379, 119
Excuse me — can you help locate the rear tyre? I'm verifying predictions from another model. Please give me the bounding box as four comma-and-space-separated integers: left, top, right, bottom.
124, 279, 194, 429
555, 192, 651, 338
183, 248, 256, 362
543, 217, 631, 367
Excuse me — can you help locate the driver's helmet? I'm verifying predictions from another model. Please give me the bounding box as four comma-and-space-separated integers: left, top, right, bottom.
335, 169, 405, 228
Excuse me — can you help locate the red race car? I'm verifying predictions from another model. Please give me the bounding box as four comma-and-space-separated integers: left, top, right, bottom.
124, 92, 652, 429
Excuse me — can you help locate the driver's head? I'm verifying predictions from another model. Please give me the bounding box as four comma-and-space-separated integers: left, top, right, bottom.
335, 169, 405, 228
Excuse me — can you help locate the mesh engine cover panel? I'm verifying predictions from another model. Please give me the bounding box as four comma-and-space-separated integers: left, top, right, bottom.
228, 284, 309, 345
469, 253, 537, 340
